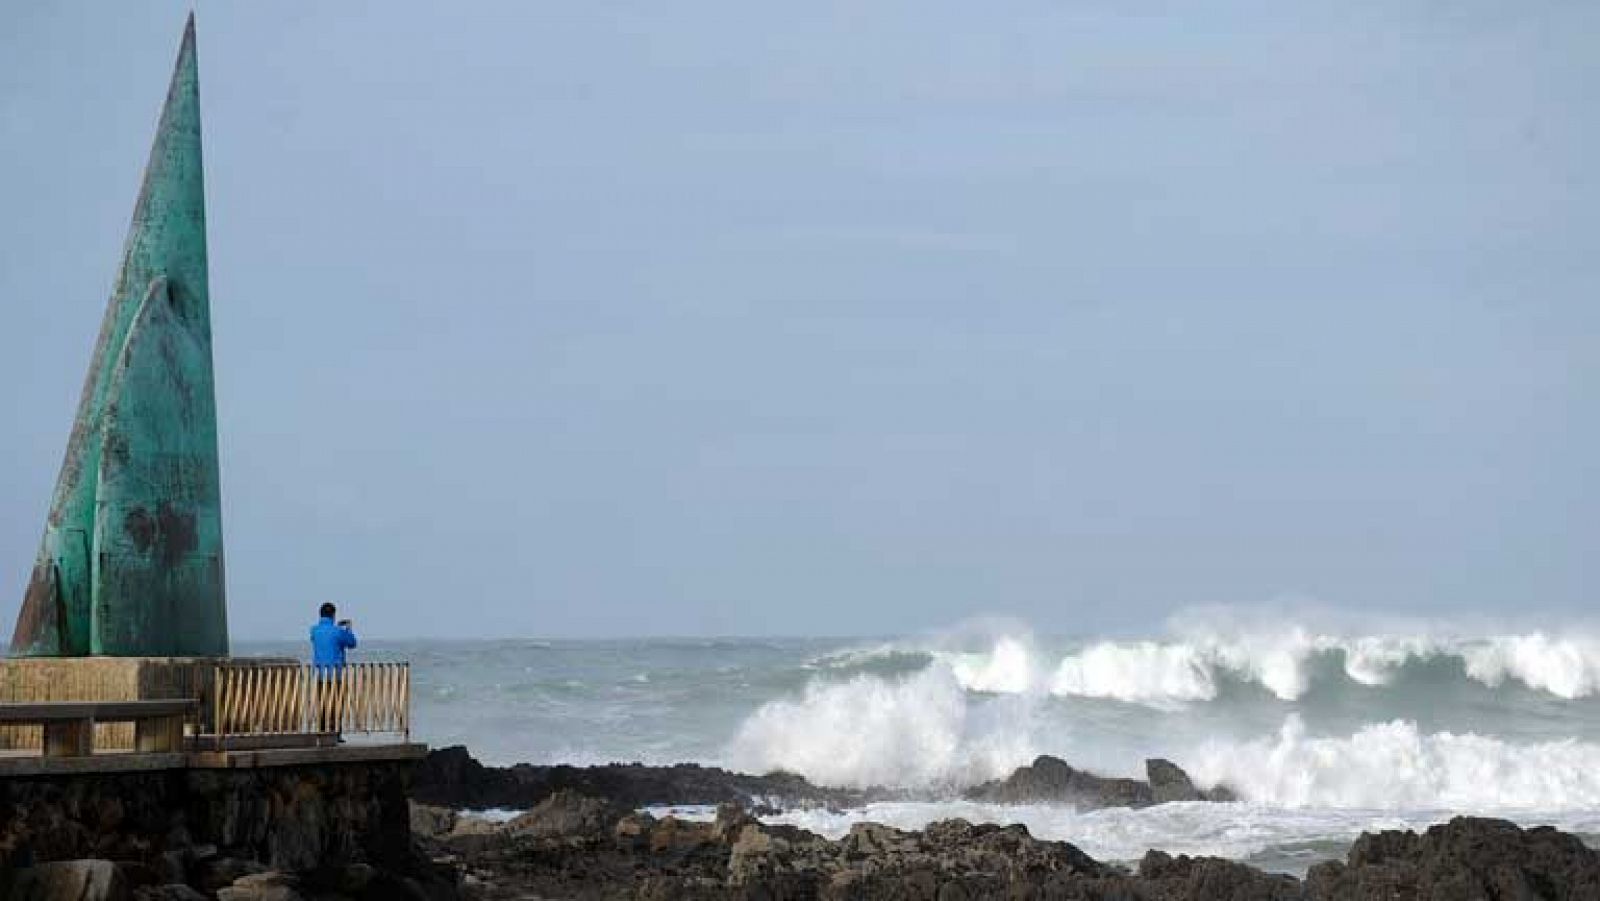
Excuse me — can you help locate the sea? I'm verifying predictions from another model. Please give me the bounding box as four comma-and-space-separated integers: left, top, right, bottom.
241, 608, 1600, 876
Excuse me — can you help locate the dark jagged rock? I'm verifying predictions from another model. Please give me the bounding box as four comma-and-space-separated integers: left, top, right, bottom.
214, 871, 304, 901
444, 796, 1128, 900
437, 794, 1600, 901
1146, 758, 1202, 804
503, 789, 623, 840
412, 745, 867, 812
193, 858, 268, 894
1304, 816, 1600, 900
965, 754, 1153, 807
416, 746, 1241, 818
0, 763, 461, 901
965, 755, 1236, 810
133, 886, 208, 901
1140, 849, 1301, 899
966, 754, 1149, 806
9, 859, 129, 901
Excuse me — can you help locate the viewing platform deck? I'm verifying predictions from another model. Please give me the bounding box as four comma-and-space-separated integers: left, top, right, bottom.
0, 658, 422, 776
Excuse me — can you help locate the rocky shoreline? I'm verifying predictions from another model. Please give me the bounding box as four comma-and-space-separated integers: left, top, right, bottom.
415, 790, 1600, 900
411, 747, 1600, 900
8, 746, 1600, 899
412, 745, 870, 813
411, 746, 1235, 813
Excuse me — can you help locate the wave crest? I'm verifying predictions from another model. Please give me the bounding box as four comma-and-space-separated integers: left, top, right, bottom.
725, 663, 1036, 790
1461, 634, 1600, 700
726, 655, 1600, 812
1049, 641, 1216, 706
924, 626, 1600, 705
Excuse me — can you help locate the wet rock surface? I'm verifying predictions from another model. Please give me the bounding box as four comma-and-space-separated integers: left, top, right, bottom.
963, 754, 1235, 808
415, 790, 1600, 900
414, 746, 1235, 815
410, 747, 1600, 898
0, 763, 460, 901
9, 858, 130, 901
1145, 758, 1237, 805
412, 745, 869, 812
1304, 816, 1600, 900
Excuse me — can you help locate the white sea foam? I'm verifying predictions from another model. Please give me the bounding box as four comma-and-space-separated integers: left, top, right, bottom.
1049, 640, 1216, 706
726, 653, 1600, 811
1461, 633, 1600, 700
948, 636, 1036, 695
725, 663, 1038, 790
1339, 634, 1442, 686
1191, 714, 1600, 810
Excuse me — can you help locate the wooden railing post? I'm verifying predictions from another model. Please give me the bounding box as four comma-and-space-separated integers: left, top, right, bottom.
207, 661, 412, 746
214, 666, 225, 752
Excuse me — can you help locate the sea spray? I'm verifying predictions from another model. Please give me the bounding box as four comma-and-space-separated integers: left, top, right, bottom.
1049, 640, 1216, 706
1461, 633, 1600, 699
725, 662, 1040, 790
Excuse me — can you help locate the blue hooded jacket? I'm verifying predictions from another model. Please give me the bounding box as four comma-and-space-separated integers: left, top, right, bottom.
310, 616, 358, 668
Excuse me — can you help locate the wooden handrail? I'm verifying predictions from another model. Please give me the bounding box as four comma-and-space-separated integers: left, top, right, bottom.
211, 662, 410, 749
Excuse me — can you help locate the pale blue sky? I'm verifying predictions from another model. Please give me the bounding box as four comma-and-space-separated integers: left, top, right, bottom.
1, 2, 1596, 639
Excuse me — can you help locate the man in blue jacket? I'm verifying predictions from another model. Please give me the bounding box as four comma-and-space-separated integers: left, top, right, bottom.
311, 602, 358, 736
311, 602, 358, 669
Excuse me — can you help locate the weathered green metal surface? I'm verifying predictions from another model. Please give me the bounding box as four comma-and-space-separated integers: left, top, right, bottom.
10, 16, 228, 657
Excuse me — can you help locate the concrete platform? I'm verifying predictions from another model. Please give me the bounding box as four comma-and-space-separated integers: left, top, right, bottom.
0, 742, 426, 776
187, 743, 428, 769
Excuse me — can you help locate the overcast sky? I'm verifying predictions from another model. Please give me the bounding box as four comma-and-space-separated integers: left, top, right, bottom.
1, 2, 1595, 640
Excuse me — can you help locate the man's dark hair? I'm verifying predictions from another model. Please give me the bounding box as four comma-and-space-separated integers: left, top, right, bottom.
320, 602, 336, 619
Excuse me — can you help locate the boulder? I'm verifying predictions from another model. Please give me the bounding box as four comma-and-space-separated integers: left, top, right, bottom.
611, 811, 656, 851
132, 887, 208, 901
411, 745, 864, 812
710, 801, 758, 845
408, 803, 457, 840
215, 871, 306, 901
1146, 758, 1204, 803
1205, 783, 1240, 803
1305, 816, 1600, 900
10, 860, 130, 901
1140, 848, 1301, 899
332, 862, 377, 894
967, 754, 1154, 807
726, 823, 777, 887
194, 857, 269, 893
1146, 757, 1237, 807
645, 816, 716, 853
503, 790, 619, 840
447, 814, 498, 838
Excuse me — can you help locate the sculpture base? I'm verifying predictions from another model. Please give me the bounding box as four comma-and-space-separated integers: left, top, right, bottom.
0, 657, 293, 750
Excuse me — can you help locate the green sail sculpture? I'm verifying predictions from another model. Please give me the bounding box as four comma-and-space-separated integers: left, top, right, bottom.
10, 15, 228, 657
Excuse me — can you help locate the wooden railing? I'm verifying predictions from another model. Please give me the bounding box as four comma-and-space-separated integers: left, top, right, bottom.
211, 662, 409, 748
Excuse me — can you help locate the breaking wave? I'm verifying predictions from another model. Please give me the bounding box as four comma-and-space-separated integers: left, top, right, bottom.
807, 618, 1600, 706
1034, 630, 1600, 704
725, 610, 1600, 810
727, 655, 1600, 812
725, 663, 1036, 790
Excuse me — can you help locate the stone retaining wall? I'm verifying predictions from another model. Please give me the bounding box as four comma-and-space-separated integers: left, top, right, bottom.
0, 760, 413, 879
